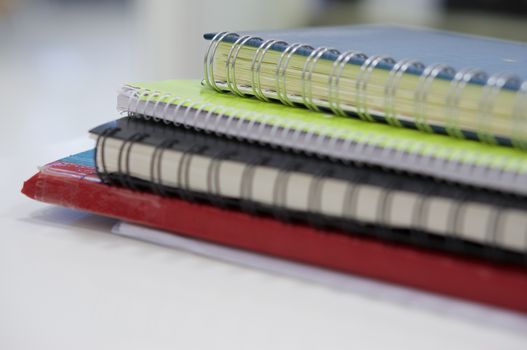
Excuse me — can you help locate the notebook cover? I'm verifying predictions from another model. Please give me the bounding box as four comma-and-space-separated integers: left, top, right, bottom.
204, 24, 527, 82
21, 150, 527, 313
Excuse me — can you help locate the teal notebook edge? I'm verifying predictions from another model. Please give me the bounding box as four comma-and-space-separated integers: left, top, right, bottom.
61, 149, 95, 167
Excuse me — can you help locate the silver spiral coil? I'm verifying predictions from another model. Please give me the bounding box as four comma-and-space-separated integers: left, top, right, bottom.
202, 31, 527, 150
251, 39, 287, 101
328, 51, 368, 117
275, 43, 314, 106
384, 59, 425, 127
301, 46, 340, 111
225, 35, 261, 97
356, 55, 396, 122
414, 64, 456, 133
445, 68, 488, 139
120, 73, 527, 196
512, 81, 527, 149
478, 73, 522, 145
204, 31, 239, 92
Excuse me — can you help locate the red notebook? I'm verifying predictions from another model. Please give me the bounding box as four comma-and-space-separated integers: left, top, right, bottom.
22, 150, 527, 313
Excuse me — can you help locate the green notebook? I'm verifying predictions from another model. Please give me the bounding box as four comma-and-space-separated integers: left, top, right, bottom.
116, 79, 527, 196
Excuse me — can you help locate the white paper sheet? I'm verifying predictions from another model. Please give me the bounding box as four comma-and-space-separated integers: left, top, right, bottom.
112, 221, 527, 334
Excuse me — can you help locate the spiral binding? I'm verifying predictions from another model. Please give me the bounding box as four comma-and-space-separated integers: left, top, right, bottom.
94, 123, 527, 262
204, 32, 236, 92
150, 138, 179, 196
184, 144, 211, 203
409, 181, 434, 247
202, 33, 527, 149
306, 167, 332, 216
384, 59, 425, 127
513, 81, 527, 150
251, 39, 287, 102
479, 73, 523, 145
329, 51, 368, 117
117, 132, 148, 190
271, 160, 298, 222
357, 55, 397, 122
239, 154, 271, 214
302, 47, 340, 111
94, 126, 121, 184
445, 68, 488, 139
415, 64, 456, 133
226, 35, 261, 96
119, 82, 527, 196
276, 43, 314, 106
207, 148, 239, 208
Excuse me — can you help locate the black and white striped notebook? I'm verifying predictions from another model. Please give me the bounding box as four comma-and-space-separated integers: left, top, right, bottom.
91, 117, 527, 264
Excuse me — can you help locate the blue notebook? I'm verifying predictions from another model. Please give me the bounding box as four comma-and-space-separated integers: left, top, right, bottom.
203, 24, 527, 148
205, 24, 527, 81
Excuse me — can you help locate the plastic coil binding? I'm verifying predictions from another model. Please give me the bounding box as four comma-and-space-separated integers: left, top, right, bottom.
93, 124, 527, 262
150, 138, 179, 196
117, 132, 148, 190
120, 88, 527, 196
239, 154, 271, 214
94, 126, 121, 184
202, 33, 527, 149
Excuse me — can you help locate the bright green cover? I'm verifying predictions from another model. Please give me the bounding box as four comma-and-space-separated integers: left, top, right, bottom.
125, 80, 527, 174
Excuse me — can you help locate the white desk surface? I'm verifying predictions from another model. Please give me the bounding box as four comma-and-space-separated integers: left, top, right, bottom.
1, 3, 527, 349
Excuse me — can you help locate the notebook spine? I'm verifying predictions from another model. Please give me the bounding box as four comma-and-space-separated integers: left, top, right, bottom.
93, 125, 527, 264
203, 32, 527, 149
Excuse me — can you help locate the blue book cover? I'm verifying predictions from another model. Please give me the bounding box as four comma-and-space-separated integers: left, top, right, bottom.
205, 24, 527, 82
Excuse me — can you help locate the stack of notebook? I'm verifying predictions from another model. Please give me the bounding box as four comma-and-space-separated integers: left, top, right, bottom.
22, 25, 527, 312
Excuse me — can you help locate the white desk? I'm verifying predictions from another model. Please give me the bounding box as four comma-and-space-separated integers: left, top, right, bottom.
1, 3, 527, 349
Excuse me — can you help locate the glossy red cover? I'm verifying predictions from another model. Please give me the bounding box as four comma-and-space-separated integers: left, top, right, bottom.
22, 157, 527, 313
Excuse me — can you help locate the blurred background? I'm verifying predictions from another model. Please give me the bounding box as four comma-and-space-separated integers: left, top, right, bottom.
0, 0, 526, 160
2, 0, 526, 79
1, 2, 527, 347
